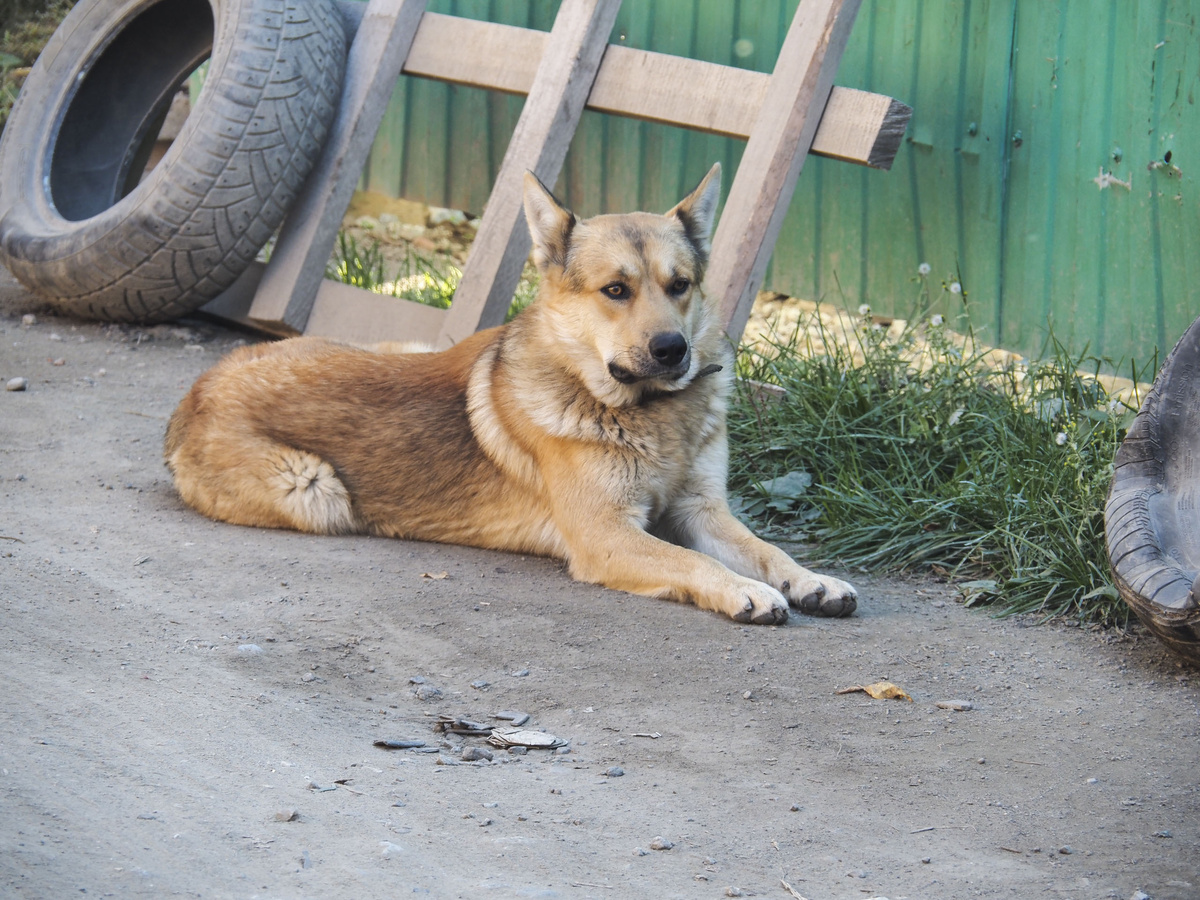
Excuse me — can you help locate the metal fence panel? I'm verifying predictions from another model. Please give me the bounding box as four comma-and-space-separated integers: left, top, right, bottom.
361, 0, 1199, 364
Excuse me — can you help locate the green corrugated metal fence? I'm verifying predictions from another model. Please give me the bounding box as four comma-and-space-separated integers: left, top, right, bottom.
362, 0, 1200, 365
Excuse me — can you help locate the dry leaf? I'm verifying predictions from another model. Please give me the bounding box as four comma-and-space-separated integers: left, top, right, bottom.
836, 680, 913, 702
420, 571, 449, 580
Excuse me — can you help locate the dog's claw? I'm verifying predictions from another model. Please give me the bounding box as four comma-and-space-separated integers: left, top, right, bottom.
796, 586, 856, 618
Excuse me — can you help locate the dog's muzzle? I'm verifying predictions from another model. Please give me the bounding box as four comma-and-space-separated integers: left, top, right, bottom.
608, 331, 691, 384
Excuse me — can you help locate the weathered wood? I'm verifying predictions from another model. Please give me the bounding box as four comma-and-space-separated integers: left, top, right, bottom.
305, 282, 447, 346
201, 262, 447, 346
401, 11, 909, 170
246, 0, 429, 334
710, 0, 864, 341
437, 0, 622, 348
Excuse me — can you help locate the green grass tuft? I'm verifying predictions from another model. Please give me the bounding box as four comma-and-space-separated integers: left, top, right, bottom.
730, 309, 1151, 626
326, 231, 536, 322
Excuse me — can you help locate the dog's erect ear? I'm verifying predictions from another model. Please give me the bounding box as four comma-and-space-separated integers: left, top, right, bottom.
523, 171, 576, 271
667, 162, 721, 258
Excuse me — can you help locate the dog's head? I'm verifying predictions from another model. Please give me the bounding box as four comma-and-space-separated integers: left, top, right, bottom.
522, 163, 722, 407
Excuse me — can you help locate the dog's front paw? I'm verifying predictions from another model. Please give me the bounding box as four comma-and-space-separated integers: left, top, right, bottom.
723, 579, 789, 626
781, 572, 858, 618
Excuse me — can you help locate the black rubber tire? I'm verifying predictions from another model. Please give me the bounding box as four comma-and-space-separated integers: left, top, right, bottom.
0, 0, 346, 323
1105, 314, 1200, 666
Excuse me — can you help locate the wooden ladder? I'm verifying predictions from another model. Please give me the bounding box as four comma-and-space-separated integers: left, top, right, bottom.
201, 0, 911, 347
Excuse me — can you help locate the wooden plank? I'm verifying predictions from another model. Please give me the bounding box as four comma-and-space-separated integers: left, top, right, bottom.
437, 0, 622, 347
709, 0, 864, 342
304, 282, 448, 346
400, 11, 909, 170
200, 263, 446, 346
246, 0, 429, 333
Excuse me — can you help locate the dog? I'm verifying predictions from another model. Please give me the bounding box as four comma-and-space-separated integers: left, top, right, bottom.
164, 163, 857, 624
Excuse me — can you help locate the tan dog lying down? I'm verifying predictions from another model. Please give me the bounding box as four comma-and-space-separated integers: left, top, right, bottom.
165, 164, 857, 624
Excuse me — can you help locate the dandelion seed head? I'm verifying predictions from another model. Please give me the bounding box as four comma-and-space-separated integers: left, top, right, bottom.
1055, 432, 1068, 446
918, 262, 931, 276
931, 314, 944, 326
949, 282, 963, 295
857, 303, 871, 316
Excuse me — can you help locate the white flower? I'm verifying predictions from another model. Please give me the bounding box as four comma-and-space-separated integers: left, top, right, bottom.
949, 282, 962, 295
931, 314, 944, 326
857, 303, 871, 316
918, 262, 931, 276
1055, 432, 1068, 446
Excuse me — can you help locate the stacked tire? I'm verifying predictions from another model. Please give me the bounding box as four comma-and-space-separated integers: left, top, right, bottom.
0, 0, 346, 323
1105, 315, 1200, 665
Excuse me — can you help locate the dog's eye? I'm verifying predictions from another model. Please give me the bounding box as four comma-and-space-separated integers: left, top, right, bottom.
668, 278, 691, 296
602, 282, 630, 300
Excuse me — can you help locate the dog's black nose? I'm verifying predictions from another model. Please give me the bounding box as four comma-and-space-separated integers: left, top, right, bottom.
649, 332, 688, 367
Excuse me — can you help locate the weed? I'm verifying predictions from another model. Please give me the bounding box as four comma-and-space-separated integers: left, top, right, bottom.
730, 300, 1150, 626
326, 230, 538, 322
0, 0, 74, 135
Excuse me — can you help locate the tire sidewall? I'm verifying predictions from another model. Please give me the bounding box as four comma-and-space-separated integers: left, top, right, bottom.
0, 0, 236, 243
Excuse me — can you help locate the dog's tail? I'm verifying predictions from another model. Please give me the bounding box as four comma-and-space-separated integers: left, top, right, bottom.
163, 342, 274, 472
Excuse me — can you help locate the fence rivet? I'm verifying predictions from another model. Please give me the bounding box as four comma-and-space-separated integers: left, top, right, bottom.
1011, 130, 1023, 148
1112, 147, 1123, 163
967, 122, 978, 137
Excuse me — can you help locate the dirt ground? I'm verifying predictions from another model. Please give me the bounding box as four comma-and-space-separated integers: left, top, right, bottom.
1, 267, 1198, 900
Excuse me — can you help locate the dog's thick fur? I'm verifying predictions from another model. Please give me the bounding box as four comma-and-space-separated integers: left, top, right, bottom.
164, 165, 857, 624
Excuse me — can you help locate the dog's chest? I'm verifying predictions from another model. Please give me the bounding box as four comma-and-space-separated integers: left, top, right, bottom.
600, 389, 725, 505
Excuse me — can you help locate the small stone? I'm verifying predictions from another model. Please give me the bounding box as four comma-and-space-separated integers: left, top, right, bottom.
482, 802, 499, 808
471, 679, 490, 690
301, 672, 317, 683
1153, 829, 1172, 838
51, 357, 64, 366
633, 847, 649, 856
237, 643, 264, 654
1086, 777, 1098, 784
308, 782, 336, 792
511, 668, 530, 677
742, 690, 753, 700
479, 818, 493, 827
649, 836, 673, 851
605, 766, 625, 777
1130, 891, 1150, 900
299, 850, 312, 869
409, 675, 426, 684
461, 746, 493, 762
921, 856, 931, 864
21, 314, 35, 326
936, 700, 973, 711
507, 746, 528, 756
414, 685, 442, 701
694, 874, 709, 882
555, 746, 571, 755
725, 889, 745, 898
380, 840, 404, 858
1058, 845, 1073, 855
494, 710, 530, 726
6, 377, 28, 392
789, 804, 801, 811
275, 809, 299, 822
978, 758, 986, 764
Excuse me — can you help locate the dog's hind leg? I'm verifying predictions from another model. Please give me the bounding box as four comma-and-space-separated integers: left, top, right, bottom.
167, 434, 358, 535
